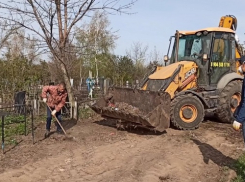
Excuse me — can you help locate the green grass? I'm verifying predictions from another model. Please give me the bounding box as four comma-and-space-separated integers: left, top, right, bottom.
232, 153, 245, 182
3, 115, 25, 125
0, 115, 32, 146
4, 122, 26, 137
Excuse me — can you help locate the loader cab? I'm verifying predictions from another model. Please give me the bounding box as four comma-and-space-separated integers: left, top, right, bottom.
167, 27, 238, 89
209, 31, 237, 85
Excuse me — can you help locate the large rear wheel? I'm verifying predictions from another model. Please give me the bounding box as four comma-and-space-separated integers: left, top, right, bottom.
215, 80, 242, 123
170, 94, 204, 130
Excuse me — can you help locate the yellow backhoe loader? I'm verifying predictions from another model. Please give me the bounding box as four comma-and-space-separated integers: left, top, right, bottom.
90, 15, 244, 132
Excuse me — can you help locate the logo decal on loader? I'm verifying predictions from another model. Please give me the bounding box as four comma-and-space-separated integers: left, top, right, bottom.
185, 68, 196, 79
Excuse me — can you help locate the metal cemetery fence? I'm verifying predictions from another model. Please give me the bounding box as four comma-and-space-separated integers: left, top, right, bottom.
0, 104, 34, 154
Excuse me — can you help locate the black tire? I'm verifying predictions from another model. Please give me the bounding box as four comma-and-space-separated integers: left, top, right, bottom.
170, 94, 204, 130
215, 80, 242, 123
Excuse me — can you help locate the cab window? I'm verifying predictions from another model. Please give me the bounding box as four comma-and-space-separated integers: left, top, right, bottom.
210, 33, 230, 84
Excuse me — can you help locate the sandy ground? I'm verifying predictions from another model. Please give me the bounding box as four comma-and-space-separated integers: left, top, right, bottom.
0, 114, 244, 182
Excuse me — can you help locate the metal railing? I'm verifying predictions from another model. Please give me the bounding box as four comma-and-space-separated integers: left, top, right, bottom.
0, 104, 34, 154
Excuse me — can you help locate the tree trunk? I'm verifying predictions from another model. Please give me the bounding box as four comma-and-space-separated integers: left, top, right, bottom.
59, 60, 74, 107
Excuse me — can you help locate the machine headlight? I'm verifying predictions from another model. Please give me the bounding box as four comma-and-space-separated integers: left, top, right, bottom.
203, 31, 208, 35
196, 32, 202, 36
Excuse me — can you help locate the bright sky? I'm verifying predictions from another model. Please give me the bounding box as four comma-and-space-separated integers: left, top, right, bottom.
109, 0, 245, 60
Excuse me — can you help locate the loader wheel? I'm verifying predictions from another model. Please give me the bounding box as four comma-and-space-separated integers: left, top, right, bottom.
170, 95, 204, 130
215, 80, 242, 123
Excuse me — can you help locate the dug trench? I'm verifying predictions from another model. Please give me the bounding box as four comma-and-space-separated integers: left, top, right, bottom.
0, 113, 244, 182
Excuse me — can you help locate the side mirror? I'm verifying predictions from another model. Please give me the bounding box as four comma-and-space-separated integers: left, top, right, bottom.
202, 54, 208, 61
164, 55, 169, 62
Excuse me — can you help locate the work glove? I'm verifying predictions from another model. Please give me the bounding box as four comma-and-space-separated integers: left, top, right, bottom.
233, 120, 242, 131
238, 66, 244, 74
43, 98, 47, 103
51, 110, 57, 116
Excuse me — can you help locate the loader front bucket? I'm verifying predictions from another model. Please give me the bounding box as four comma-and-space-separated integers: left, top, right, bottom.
89, 87, 171, 132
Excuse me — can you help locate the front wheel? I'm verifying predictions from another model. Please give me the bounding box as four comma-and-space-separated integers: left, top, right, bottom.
170, 94, 204, 130
215, 80, 242, 123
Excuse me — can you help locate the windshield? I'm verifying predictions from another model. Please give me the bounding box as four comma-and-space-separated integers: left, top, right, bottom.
170, 33, 212, 64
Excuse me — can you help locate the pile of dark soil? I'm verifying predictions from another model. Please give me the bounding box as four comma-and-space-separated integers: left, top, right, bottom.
111, 102, 143, 115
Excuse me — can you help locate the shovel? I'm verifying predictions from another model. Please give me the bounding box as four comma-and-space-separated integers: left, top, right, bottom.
46, 104, 74, 140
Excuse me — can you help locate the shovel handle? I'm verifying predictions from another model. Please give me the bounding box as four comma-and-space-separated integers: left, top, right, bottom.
47, 105, 67, 135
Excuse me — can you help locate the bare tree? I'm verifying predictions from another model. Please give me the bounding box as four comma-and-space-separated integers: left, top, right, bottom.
4, 29, 40, 63
0, 0, 137, 105
126, 42, 148, 63
0, 20, 20, 52
148, 46, 163, 66
76, 11, 118, 84
126, 42, 148, 80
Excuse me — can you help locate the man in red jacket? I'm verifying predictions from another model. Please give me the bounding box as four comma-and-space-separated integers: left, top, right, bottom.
41, 82, 68, 138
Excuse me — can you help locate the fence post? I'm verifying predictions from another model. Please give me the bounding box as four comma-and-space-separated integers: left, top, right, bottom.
126, 81, 129, 88
37, 99, 40, 115
24, 105, 27, 136
136, 80, 139, 88
74, 101, 77, 120
33, 99, 37, 115
31, 106, 34, 144
2, 116, 4, 154
70, 102, 73, 119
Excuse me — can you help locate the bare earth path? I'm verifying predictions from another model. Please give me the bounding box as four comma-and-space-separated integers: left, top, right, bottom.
0, 115, 244, 182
